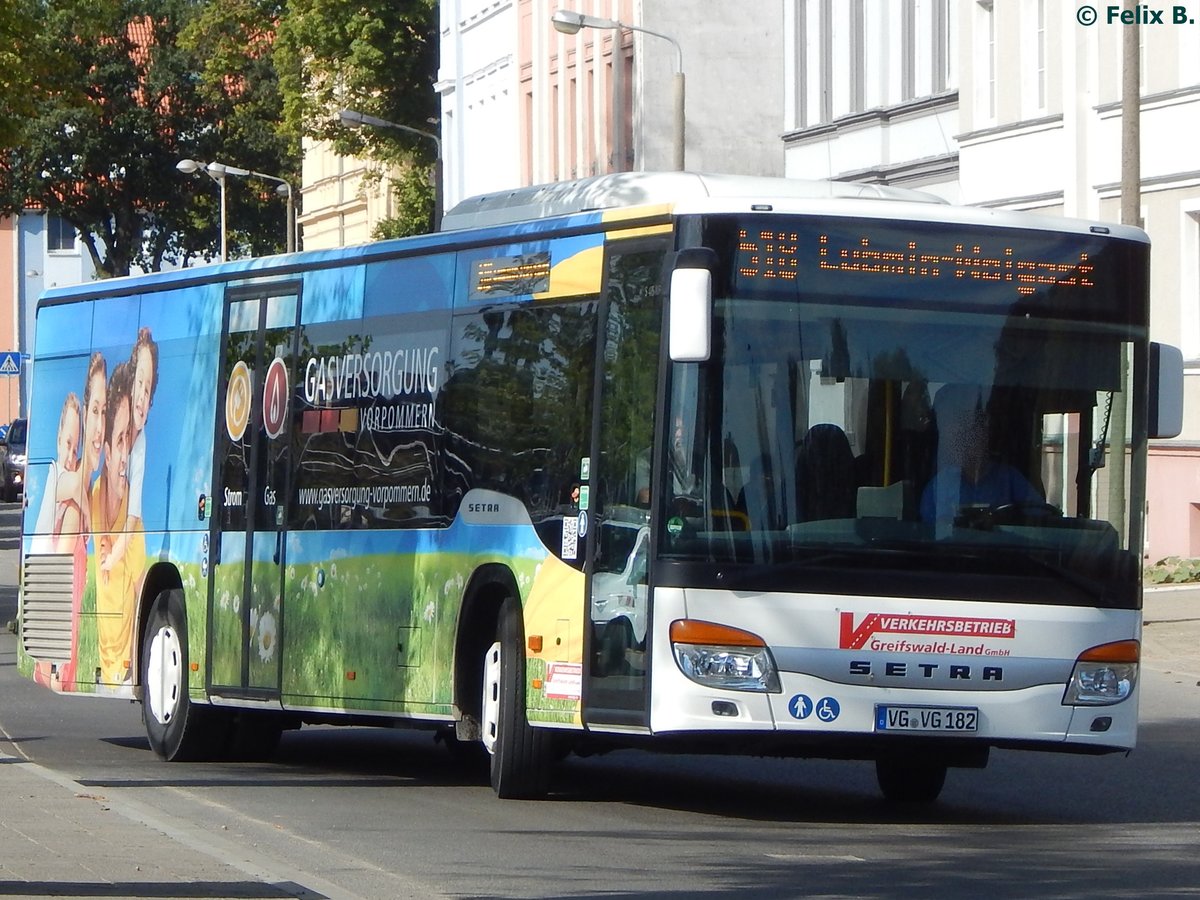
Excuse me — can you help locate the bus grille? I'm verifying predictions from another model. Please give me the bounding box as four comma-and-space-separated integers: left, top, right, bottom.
21, 553, 74, 664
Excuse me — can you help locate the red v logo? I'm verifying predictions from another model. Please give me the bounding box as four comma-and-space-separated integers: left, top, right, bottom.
839, 612, 879, 650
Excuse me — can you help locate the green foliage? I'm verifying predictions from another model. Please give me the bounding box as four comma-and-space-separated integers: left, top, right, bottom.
372, 166, 435, 240
1145, 556, 1200, 584
0, 0, 296, 275
176, 0, 298, 262
276, 0, 439, 240
275, 0, 438, 163
0, 0, 59, 147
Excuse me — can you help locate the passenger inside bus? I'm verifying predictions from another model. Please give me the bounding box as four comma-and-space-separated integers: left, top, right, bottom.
796, 423, 857, 521
919, 383, 1043, 525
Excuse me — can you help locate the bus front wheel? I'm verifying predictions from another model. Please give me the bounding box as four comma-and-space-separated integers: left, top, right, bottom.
141, 589, 227, 762
481, 596, 552, 799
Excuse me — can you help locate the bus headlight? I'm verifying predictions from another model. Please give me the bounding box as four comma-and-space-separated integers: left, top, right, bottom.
670, 620, 780, 692
1063, 640, 1139, 706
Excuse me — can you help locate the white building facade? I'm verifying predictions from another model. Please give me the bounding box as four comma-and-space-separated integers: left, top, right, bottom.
436, 0, 785, 211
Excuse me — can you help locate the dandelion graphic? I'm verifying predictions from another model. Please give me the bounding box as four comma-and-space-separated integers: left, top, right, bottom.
423, 600, 436, 623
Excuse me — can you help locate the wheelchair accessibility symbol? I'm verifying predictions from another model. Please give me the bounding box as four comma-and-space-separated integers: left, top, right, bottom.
788, 694, 841, 723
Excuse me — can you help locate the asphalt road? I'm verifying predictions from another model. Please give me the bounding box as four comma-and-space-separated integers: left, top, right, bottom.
1, 500, 1199, 899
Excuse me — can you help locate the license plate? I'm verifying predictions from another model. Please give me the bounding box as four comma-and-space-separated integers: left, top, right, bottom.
876, 705, 979, 733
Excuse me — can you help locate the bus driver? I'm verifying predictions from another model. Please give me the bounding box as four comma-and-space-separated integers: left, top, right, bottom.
919, 383, 1042, 528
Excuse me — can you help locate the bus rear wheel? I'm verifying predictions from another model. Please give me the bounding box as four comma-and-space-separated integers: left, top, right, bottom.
875, 756, 948, 804
141, 589, 227, 762
481, 596, 552, 799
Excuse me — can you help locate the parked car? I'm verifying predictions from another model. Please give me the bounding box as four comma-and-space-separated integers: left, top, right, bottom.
590, 521, 650, 675
0, 417, 27, 501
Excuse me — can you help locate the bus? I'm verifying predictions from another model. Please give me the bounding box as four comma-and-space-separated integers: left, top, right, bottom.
17, 172, 1183, 802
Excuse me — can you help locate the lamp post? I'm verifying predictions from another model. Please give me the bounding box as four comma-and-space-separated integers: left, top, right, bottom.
177, 158, 228, 261
551, 8, 685, 171
338, 109, 444, 230
177, 159, 296, 259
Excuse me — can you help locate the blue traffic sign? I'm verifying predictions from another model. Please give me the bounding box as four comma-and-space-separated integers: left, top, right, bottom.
0, 352, 20, 376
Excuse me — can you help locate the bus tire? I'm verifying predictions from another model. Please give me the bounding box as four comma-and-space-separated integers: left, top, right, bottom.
875, 756, 948, 804
141, 589, 227, 762
482, 596, 552, 799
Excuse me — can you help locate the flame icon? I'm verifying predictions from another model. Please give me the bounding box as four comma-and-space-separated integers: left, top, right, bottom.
262, 357, 289, 440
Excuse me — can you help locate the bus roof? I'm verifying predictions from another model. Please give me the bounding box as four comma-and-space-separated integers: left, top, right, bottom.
36, 172, 1146, 307
439, 171, 945, 231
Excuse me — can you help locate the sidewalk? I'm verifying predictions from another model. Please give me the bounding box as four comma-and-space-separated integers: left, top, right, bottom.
1142, 584, 1200, 677
0, 751, 333, 899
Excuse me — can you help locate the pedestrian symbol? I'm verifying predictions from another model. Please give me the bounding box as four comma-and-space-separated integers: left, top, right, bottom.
0, 352, 20, 376
788, 694, 814, 720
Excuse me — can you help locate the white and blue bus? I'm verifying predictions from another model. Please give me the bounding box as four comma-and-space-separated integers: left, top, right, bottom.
18, 172, 1182, 801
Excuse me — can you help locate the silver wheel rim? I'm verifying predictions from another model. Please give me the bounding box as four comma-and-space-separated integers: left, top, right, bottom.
481, 640, 501, 756
146, 624, 183, 726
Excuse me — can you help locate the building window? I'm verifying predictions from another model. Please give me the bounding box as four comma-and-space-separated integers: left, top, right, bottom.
47, 215, 76, 253
901, 0, 915, 101
977, 0, 996, 119
933, 0, 952, 94
1036, 0, 1046, 108
819, 0, 833, 122
850, 0, 866, 112
794, 0, 809, 125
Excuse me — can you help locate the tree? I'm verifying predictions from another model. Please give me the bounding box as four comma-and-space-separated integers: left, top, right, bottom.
276, 0, 439, 236
0, 0, 58, 147
0, 0, 296, 276
177, 0, 298, 260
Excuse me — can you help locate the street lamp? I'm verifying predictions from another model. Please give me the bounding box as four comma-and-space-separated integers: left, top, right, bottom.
177, 158, 228, 261
338, 109, 444, 230
551, 8, 685, 171
177, 159, 296, 259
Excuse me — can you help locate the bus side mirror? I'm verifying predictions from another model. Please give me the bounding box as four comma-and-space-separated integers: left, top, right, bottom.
1149, 342, 1183, 439
669, 248, 717, 362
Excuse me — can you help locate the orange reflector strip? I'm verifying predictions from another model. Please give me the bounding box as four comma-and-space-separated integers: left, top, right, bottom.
670, 619, 766, 647
1078, 640, 1140, 664
190, 662, 199, 672
528, 635, 543, 653
532, 678, 543, 690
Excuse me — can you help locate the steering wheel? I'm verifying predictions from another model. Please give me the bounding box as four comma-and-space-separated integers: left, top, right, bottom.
985, 500, 1062, 525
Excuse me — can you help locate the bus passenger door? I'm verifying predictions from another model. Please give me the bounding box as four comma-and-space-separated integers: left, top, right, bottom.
584, 239, 667, 726
208, 290, 300, 698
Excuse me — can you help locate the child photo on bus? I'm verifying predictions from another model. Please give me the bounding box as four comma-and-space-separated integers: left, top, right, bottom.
100, 327, 157, 584
90, 360, 145, 684
31, 392, 82, 553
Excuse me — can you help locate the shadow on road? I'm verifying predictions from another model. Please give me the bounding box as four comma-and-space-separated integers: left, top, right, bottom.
49, 713, 1200, 830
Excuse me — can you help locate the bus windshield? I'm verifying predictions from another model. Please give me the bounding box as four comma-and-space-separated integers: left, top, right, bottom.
658, 214, 1148, 609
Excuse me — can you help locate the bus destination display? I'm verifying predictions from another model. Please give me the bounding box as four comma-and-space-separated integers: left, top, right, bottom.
735, 226, 1098, 298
